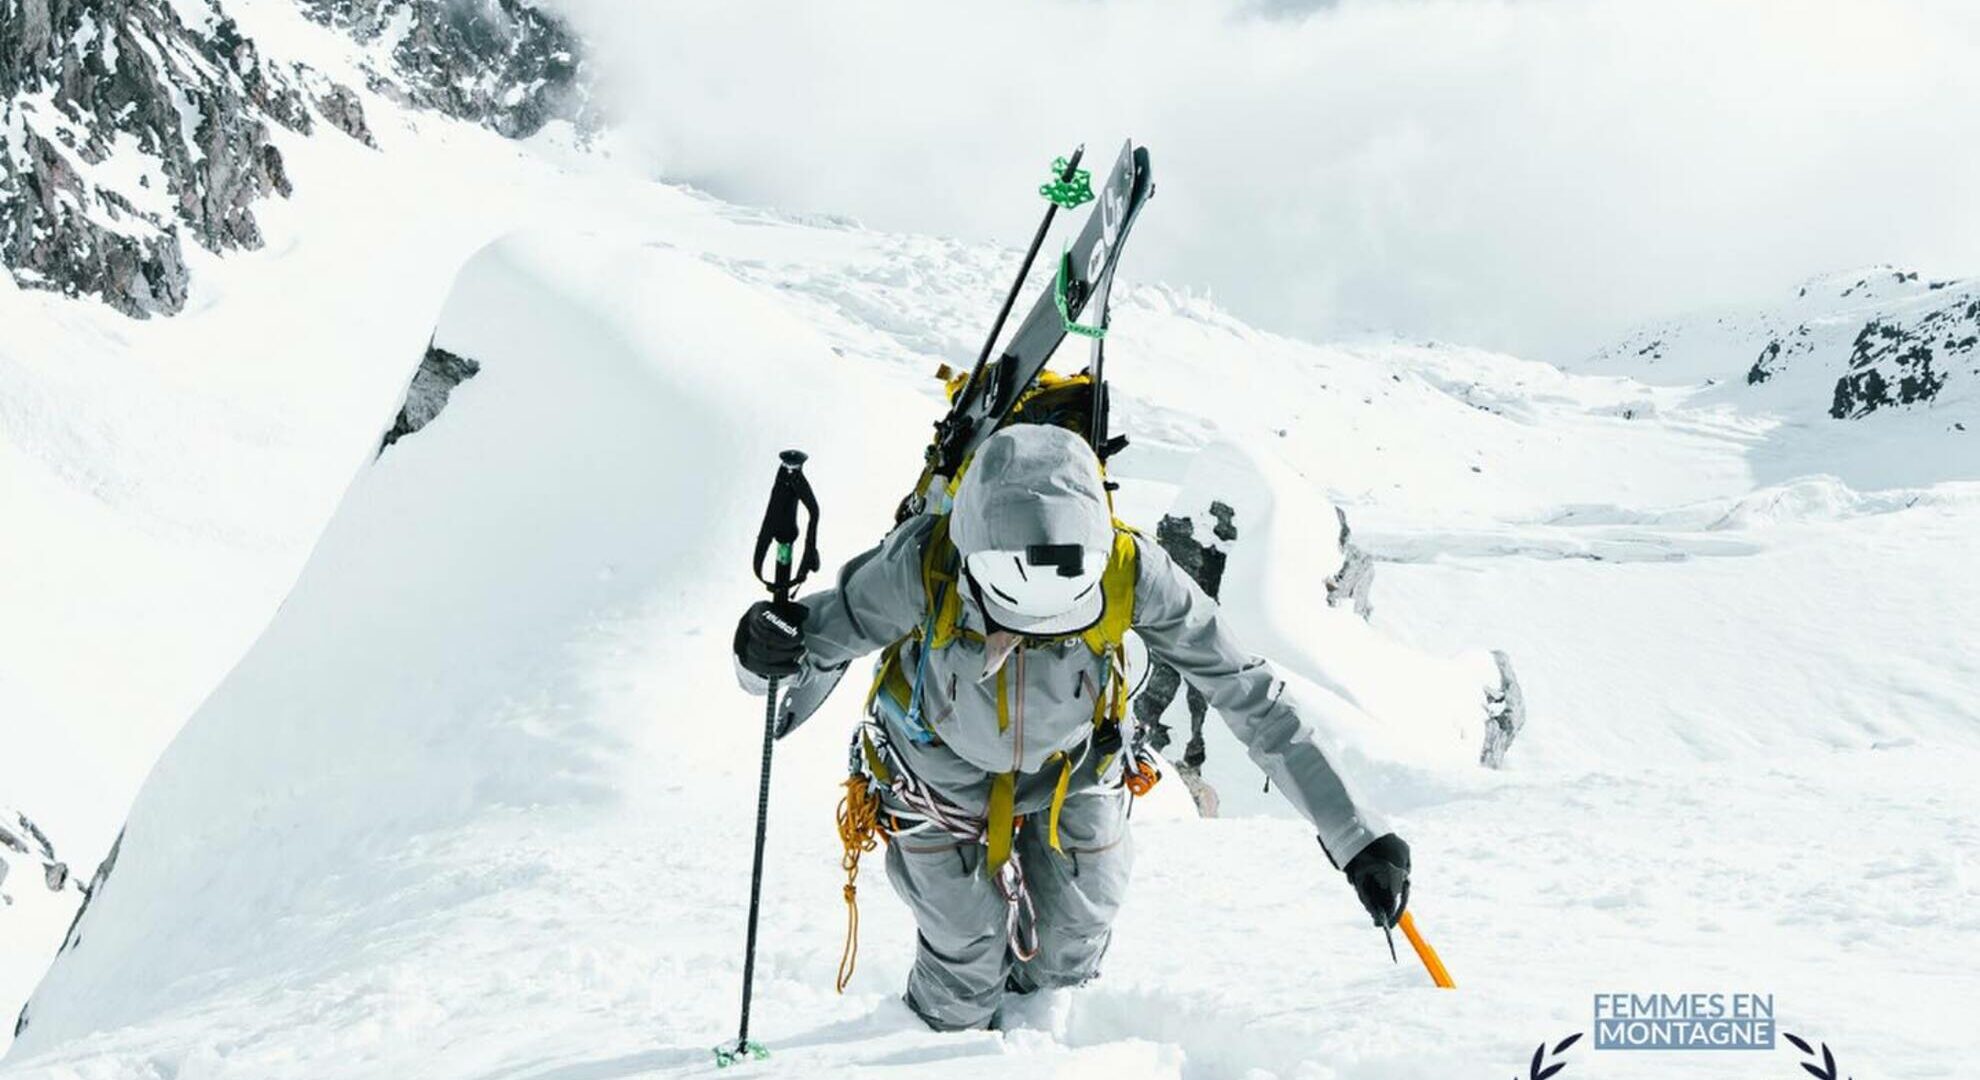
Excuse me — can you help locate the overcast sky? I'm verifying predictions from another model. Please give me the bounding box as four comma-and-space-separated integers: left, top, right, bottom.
550, 0, 1980, 363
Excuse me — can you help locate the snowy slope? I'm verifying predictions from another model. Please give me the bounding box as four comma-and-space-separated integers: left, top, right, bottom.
2, 224, 1487, 1075
3, 5, 1979, 1074
0, 73, 1512, 1060
9, 220, 1980, 1077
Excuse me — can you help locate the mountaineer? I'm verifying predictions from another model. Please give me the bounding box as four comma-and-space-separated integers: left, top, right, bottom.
732, 423, 1410, 1031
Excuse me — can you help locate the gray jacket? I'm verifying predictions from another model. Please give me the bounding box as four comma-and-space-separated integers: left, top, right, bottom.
764, 428, 1387, 869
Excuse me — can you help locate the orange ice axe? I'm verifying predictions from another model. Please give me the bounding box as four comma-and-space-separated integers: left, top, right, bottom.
1398, 911, 1455, 989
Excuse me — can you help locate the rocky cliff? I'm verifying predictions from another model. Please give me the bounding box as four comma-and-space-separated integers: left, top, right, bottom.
1, 0, 587, 317
296, 0, 587, 140
0, 0, 316, 315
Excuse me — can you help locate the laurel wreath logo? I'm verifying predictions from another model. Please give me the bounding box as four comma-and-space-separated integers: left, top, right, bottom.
1518, 1032, 1582, 1080
1784, 1032, 1852, 1080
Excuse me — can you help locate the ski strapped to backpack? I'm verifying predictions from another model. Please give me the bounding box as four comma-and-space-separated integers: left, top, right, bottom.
895, 141, 1155, 524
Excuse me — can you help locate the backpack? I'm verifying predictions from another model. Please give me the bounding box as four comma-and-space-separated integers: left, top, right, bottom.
865, 368, 1142, 756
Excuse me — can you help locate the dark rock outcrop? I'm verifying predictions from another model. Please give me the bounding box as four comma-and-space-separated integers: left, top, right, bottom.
1828, 301, 1973, 418
1736, 269, 1973, 420
380, 343, 480, 452
0, 0, 317, 314
4, 0, 584, 318
1, 807, 70, 899
1591, 267, 1975, 432
296, 0, 589, 139
1746, 340, 1779, 385
299, 68, 377, 147
1137, 501, 1237, 817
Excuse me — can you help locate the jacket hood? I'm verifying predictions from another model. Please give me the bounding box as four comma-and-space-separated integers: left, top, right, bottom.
949, 425, 1112, 559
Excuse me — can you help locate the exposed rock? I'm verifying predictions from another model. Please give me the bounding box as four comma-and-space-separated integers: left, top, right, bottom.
1172, 763, 1221, 818
1479, 649, 1525, 768
1747, 339, 1779, 385
296, 65, 376, 147
1, 0, 309, 314
1829, 302, 1971, 418
0, 806, 73, 903
14, 826, 117, 1038
295, 0, 591, 139
380, 343, 481, 452
1592, 266, 1975, 426
1152, 502, 1235, 591
2, 804, 83, 1027
1137, 501, 1236, 816
3, 0, 588, 318
1324, 506, 1375, 618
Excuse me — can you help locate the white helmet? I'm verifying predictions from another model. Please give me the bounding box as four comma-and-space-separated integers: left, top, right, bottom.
949, 425, 1115, 636
963, 544, 1109, 636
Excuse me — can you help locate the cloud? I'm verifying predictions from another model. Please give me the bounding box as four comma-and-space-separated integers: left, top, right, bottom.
549, 0, 1980, 361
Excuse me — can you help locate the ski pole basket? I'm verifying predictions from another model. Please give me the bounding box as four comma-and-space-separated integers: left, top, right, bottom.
1039, 155, 1095, 209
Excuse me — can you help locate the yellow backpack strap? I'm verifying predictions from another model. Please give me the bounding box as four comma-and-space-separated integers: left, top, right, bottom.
1073, 526, 1140, 737
985, 771, 1017, 874
921, 516, 967, 650
1046, 752, 1072, 853
1108, 645, 1130, 725
1080, 525, 1140, 656
863, 642, 900, 715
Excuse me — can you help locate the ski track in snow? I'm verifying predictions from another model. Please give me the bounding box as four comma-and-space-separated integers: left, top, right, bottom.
4, 7, 1979, 1074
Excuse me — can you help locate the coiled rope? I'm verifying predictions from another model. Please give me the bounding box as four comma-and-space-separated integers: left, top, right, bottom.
835, 776, 886, 992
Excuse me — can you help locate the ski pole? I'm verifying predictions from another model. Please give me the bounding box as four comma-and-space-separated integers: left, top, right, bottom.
955, 146, 1086, 413
1398, 911, 1456, 989
717, 450, 821, 1068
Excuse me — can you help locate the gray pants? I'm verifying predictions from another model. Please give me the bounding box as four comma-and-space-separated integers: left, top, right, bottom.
883, 790, 1133, 1030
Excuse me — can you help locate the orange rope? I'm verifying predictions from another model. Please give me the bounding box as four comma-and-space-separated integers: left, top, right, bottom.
1398, 911, 1455, 989
835, 777, 886, 992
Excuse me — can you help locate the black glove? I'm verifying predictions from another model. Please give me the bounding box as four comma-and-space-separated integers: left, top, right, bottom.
733, 600, 808, 679
1341, 832, 1411, 929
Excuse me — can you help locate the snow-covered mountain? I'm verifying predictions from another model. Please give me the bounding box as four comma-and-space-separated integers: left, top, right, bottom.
1578, 266, 1978, 487
0, 0, 584, 315
1588, 267, 1972, 409
290, 0, 586, 138
3, 2, 1978, 1076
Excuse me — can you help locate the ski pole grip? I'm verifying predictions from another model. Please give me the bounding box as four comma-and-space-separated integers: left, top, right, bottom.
753, 449, 821, 601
